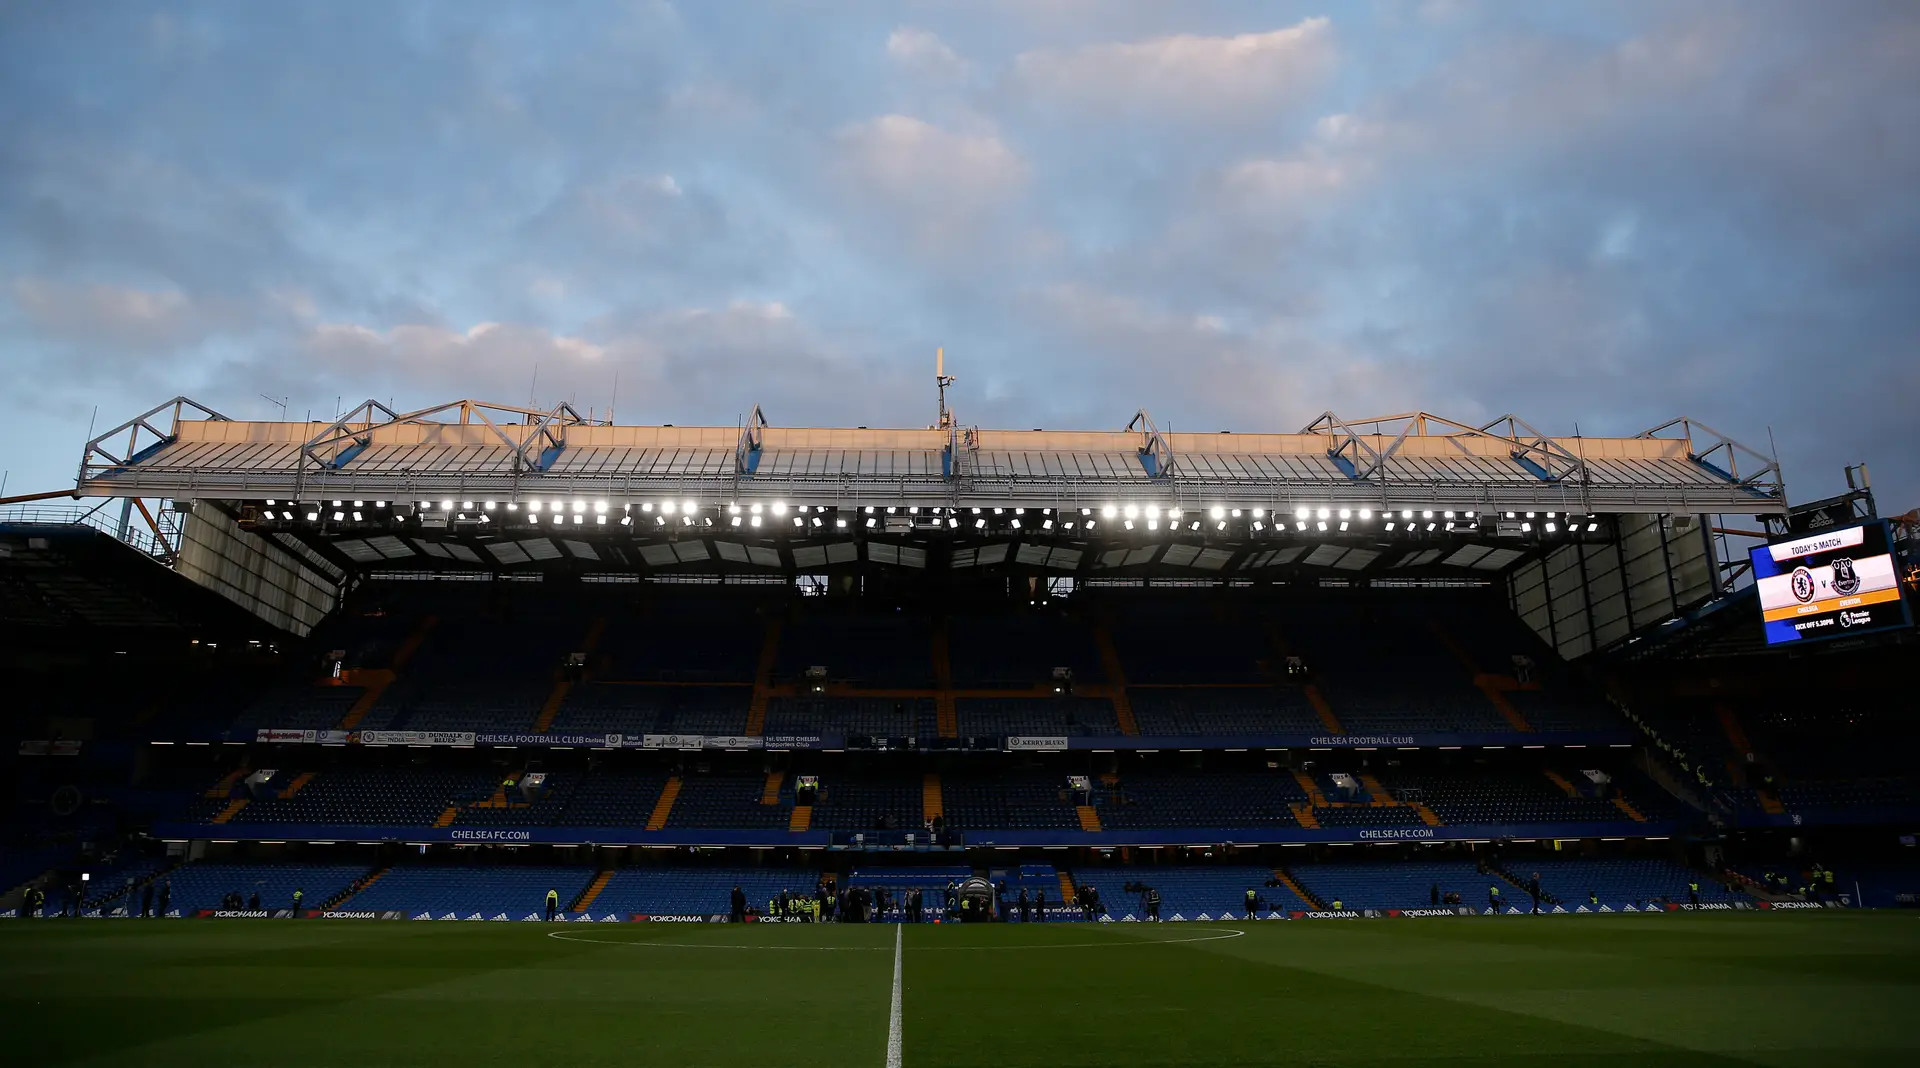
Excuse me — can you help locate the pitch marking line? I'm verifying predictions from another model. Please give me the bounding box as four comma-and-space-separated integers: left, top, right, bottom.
544, 926, 1248, 952
885, 923, 903, 1068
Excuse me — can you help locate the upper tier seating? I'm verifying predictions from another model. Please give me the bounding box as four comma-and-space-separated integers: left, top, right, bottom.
1110, 601, 1271, 685
230, 684, 365, 731
948, 614, 1104, 687
550, 684, 750, 735
953, 698, 1120, 737
777, 612, 933, 687
1128, 688, 1323, 735
595, 600, 762, 683
765, 698, 937, 739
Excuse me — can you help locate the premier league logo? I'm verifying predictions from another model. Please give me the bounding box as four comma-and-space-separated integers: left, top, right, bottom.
1790, 566, 1816, 603
1830, 557, 1861, 597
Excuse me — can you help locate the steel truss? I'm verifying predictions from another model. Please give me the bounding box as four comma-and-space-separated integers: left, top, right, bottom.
75, 397, 1788, 517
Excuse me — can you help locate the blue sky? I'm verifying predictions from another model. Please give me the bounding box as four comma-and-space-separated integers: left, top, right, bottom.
2, 0, 1915, 510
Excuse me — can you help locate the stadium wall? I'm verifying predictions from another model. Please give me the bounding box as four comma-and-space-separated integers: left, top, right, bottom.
1510, 513, 1713, 659
174, 503, 341, 636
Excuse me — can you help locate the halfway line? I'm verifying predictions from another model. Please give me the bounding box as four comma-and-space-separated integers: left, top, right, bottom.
885, 923, 903, 1068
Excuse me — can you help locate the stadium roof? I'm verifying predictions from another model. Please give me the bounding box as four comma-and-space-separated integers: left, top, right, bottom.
77, 397, 1786, 515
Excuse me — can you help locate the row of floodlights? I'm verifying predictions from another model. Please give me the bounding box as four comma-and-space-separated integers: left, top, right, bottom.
258, 499, 1602, 535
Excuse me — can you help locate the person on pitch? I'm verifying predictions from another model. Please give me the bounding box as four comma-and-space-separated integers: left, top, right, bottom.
545, 887, 560, 922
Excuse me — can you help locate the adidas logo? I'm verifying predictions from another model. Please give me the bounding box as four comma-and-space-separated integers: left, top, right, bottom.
1196, 913, 1213, 921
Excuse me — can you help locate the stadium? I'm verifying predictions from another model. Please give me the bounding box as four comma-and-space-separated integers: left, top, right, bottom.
5, 390, 1917, 1064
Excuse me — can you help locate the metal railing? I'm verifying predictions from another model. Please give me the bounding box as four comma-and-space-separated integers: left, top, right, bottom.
0, 502, 177, 562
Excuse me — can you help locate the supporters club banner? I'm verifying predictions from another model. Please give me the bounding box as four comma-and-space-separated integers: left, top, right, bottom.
1006, 736, 1070, 752
360, 730, 478, 747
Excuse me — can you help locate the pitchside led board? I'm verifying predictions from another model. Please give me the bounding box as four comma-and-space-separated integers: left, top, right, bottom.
1752, 521, 1912, 645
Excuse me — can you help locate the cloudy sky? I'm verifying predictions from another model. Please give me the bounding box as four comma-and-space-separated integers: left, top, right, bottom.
2, 0, 1915, 510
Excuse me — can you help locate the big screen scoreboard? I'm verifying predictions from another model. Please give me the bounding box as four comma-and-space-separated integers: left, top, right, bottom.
1752, 521, 1912, 645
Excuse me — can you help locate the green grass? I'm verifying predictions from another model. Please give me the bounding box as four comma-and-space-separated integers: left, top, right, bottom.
3, 913, 1915, 1066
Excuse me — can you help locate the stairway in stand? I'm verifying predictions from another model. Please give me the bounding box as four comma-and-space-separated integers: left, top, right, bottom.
337, 614, 438, 730
571, 871, 614, 912
1075, 805, 1102, 832
1267, 621, 1343, 733
744, 619, 783, 736
327, 867, 389, 910
1092, 619, 1140, 735
534, 617, 606, 733
645, 777, 683, 831
922, 773, 944, 827
932, 622, 958, 738
1430, 621, 1533, 732
1273, 868, 1322, 909
211, 799, 249, 824
761, 770, 785, 806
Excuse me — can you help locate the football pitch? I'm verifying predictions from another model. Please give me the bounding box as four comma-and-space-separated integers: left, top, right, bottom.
3, 913, 1915, 1066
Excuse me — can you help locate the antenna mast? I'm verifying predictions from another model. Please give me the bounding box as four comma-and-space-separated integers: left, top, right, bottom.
935, 347, 957, 430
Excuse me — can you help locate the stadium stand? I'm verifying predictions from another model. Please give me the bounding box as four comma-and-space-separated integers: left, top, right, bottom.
588, 866, 822, 918
161, 862, 367, 914
344, 865, 596, 918
1070, 865, 1292, 917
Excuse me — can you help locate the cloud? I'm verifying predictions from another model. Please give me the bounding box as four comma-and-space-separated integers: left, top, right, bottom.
832, 115, 1029, 253
1005, 19, 1336, 119
886, 27, 969, 80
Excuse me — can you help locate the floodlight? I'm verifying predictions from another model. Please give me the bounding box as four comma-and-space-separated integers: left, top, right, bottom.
1123, 520, 1135, 530
571, 500, 586, 514
594, 501, 608, 514
1316, 521, 1327, 531
1211, 506, 1226, 519
441, 500, 454, 511
975, 519, 987, 529
772, 502, 788, 516
1359, 509, 1372, 520
483, 502, 496, 511
1545, 522, 1557, 533
332, 511, 344, 521
1317, 508, 1330, 520
1296, 507, 1310, 519
682, 501, 697, 515
1102, 505, 1117, 518
1521, 522, 1532, 532
750, 516, 761, 527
